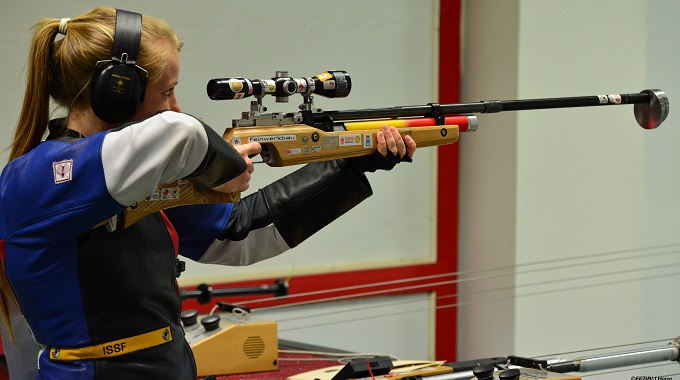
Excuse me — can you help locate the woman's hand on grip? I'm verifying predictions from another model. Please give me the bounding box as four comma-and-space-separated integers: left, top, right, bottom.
211, 142, 261, 194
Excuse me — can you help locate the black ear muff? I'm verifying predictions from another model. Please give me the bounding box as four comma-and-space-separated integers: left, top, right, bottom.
90, 9, 148, 123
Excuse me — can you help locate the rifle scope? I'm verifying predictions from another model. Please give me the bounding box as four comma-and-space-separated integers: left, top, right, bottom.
207, 70, 351, 101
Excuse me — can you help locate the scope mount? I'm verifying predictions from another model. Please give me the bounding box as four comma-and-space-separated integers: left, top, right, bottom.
228, 69, 353, 128
234, 93, 325, 128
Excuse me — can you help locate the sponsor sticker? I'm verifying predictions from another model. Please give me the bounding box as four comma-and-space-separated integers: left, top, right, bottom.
296, 78, 307, 92
262, 79, 276, 93
160, 187, 179, 200
146, 189, 160, 201
315, 72, 333, 81
363, 134, 374, 148
339, 134, 361, 146
245, 78, 253, 95
248, 135, 297, 143
323, 136, 338, 149
228, 78, 243, 93
323, 80, 336, 90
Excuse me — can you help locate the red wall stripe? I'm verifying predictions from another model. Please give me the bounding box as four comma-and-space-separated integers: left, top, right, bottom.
435, 0, 461, 362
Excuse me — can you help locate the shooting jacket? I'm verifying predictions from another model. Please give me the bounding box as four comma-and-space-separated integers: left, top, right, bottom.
0, 111, 372, 379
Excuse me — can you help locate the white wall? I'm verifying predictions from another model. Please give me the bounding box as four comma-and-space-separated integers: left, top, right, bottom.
459, 1, 680, 378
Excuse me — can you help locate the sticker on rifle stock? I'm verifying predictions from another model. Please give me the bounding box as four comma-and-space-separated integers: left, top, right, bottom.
286, 148, 301, 155
339, 134, 361, 146
363, 134, 373, 148
247, 135, 296, 143
146, 189, 160, 201
322, 136, 338, 149
312, 146, 322, 153
160, 187, 179, 200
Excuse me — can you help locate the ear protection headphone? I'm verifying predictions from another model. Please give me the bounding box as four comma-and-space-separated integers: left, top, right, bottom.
90, 9, 148, 123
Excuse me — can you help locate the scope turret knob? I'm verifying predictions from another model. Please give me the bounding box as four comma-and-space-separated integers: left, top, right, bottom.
180, 309, 198, 327
201, 314, 221, 331
472, 364, 496, 380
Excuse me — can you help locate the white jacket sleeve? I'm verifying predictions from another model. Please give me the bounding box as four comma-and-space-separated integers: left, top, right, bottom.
101, 112, 208, 206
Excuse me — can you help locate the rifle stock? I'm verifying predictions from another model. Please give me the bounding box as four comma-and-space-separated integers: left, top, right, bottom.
94, 179, 240, 230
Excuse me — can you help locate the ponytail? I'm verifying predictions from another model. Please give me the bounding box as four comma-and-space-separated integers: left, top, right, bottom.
0, 260, 17, 341
8, 18, 61, 161
1, 18, 62, 339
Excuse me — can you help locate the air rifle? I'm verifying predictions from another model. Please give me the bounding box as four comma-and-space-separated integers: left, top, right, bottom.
100, 70, 669, 231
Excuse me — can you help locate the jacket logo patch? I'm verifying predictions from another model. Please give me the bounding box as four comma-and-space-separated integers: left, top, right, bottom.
53, 160, 73, 184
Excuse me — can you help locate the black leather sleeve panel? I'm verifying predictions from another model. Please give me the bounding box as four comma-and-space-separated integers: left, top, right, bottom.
261, 159, 373, 248
184, 120, 246, 189
218, 189, 273, 241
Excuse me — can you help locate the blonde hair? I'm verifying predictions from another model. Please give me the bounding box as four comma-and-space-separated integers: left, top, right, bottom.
9, 7, 182, 161
1, 6, 183, 337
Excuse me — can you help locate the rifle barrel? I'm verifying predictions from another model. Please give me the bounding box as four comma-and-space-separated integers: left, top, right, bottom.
315, 89, 668, 130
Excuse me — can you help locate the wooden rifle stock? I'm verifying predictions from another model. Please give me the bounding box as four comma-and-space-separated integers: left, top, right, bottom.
222, 120, 466, 166
96, 117, 471, 230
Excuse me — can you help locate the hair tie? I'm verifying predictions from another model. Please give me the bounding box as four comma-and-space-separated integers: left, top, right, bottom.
58, 18, 70, 35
